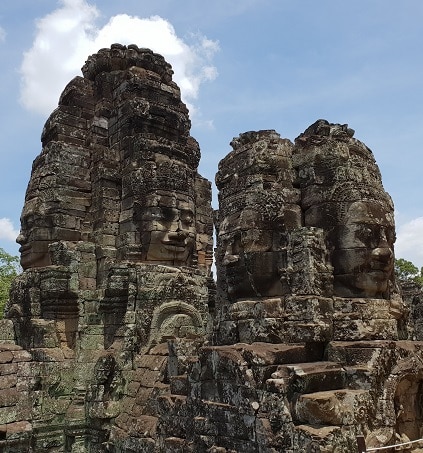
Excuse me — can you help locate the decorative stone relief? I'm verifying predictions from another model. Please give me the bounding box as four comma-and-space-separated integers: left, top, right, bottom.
1, 48, 422, 453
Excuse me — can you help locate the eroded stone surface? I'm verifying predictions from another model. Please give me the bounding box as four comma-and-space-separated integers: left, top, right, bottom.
1, 44, 213, 452
293, 119, 396, 300
1, 47, 423, 453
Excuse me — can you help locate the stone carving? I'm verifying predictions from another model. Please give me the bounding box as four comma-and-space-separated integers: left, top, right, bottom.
1, 47, 423, 453
1, 44, 213, 451
293, 119, 396, 299
161, 122, 416, 452
215, 130, 301, 301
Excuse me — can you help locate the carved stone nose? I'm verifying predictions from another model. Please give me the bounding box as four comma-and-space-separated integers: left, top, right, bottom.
16, 233, 24, 244
371, 247, 393, 268
372, 246, 392, 258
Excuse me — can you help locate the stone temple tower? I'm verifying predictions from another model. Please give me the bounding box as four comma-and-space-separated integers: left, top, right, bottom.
2, 44, 214, 451
1, 46, 423, 453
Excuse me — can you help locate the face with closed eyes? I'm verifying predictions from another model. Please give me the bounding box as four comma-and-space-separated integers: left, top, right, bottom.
140, 193, 196, 265
16, 200, 54, 270
331, 201, 395, 298
217, 207, 288, 300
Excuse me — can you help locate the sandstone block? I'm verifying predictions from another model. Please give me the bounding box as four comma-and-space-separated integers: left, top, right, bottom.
295, 389, 371, 425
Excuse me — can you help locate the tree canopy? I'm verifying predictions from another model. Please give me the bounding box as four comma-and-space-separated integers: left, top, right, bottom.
0, 247, 20, 318
395, 258, 423, 285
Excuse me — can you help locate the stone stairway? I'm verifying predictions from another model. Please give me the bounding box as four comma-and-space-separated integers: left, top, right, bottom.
157, 341, 381, 452
269, 356, 367, 451
327, 340, 395, 391
286, 340, 401, 451
271, 360, 346, 395
157, 342, 325, 451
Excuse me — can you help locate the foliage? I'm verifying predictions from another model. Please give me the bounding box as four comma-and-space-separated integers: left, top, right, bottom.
0, 247, 20, 318
395, 258, 423, 286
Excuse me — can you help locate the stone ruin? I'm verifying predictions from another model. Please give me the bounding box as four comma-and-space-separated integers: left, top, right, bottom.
1, 44, 423, 452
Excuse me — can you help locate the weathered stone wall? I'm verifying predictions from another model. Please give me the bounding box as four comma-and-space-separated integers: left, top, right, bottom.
1, 45, 214, 452
1, 47, 423, 452
400, 281, 423, 340
157, 121, 421, 453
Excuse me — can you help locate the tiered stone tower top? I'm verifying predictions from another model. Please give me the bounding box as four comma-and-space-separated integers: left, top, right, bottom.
18, 43, 213, 272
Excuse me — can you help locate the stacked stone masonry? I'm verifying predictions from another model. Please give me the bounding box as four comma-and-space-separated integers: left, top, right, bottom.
1, 45, 423, 452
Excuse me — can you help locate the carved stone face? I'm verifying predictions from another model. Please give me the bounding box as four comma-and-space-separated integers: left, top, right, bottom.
218, 207, 288, 299
17, 194, 82, 269
16, 201, 53, 269
331, 201, 395, 298
139, 193, 196, 265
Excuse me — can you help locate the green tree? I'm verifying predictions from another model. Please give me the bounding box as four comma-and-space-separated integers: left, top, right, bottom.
0, 247, 20, 318
395, 258, 423, 285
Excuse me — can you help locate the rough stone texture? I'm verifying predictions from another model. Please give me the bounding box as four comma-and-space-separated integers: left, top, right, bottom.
293, 120, 396, 300
400, 280, 423, 341
1, 48, 423, 452
1, 45, 213, 452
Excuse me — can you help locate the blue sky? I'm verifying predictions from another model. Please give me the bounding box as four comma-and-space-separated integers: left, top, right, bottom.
1, 0, 423, 267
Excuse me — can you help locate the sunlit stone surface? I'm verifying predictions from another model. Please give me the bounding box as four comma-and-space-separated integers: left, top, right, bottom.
1, 48, 422, 453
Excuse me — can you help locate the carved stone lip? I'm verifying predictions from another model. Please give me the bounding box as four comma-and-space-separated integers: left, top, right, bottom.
161, 241, 186, 249
19, 244, 31, 255
369, 262, 394, 272
355, 269, 391, 280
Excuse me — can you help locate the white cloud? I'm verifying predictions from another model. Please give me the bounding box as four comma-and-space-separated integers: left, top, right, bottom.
395, 217, 423, 269
0, 26, 5, 43
0, 218, 19, 242
19, 0, 219, 117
